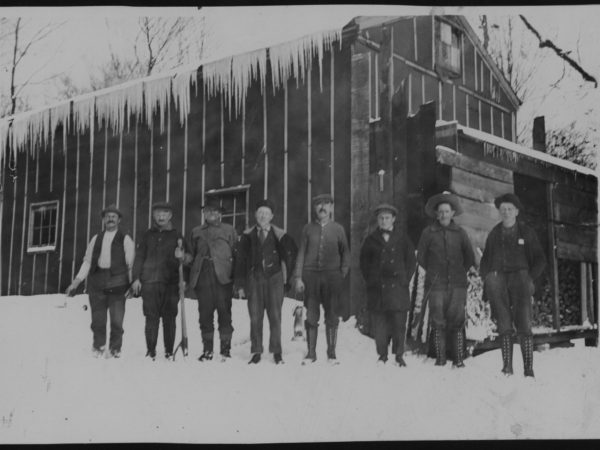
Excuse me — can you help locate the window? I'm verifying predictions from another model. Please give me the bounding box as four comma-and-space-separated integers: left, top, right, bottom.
205, 185, 250, 236
27, 200, 59, 253
435, 20, 461, 77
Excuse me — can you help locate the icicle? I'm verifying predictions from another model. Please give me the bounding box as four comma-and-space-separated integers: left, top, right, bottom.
0, 118, 8, 168
144, 76, 172, 134
173, 67, 198, 127
50, 102, 71, 147
73, 96, 95, 136
125, 82, 144, 131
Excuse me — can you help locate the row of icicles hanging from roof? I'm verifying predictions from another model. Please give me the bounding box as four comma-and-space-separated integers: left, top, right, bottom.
0, 29, 342, 172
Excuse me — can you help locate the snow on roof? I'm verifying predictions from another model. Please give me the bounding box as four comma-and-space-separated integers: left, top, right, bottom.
0, 25, 343, 167
437, 120, 597, 178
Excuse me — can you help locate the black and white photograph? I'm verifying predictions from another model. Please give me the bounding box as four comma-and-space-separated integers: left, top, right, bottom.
0, 4, 598, 443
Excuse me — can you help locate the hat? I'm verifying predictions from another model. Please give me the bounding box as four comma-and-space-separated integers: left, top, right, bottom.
494, 193, 523, 211
424, 191, 463, 218
374, 203, 398, 217
202, 200, 225, 213
152, 201, 173, 212
312, 193, 334, 205
101, 204, 122, 218
255, 199, 275, 213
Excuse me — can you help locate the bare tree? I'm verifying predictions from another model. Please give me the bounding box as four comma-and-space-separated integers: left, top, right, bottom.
0, 17, 65, 117
546, 123, 597, 169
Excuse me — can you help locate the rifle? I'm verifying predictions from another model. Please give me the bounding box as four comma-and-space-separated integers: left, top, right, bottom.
173, 238, 188, 359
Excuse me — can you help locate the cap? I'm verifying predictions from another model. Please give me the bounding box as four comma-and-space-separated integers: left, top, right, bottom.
494, 193, 523, 211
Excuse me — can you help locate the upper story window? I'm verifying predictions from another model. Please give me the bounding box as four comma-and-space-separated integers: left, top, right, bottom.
27, 200, 59, 253
435, 19, 462, 77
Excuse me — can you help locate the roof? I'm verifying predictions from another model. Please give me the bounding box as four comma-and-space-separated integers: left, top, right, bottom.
437, 120, 597, 178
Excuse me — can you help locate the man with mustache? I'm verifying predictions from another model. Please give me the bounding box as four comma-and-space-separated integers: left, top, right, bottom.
66, 204, 135, 358
235, 199, 297, 365
131, 202, 191, 360
294, 194, 350, 364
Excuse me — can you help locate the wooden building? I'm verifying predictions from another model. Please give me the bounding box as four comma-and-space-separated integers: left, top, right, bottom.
0, 15, 597, 346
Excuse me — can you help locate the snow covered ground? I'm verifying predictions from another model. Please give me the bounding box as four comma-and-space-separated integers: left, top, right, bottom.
0, 293, 599, 443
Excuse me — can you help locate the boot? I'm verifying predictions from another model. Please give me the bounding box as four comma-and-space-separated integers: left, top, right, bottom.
433, 328, 447, 366
453, 330, 465, 368
220, 338, 231, 359
500, 334, 514, 375
326, 326, 338, 361
303, 321, 317, 364
198, 339, 214, 361
520, 335, 535, 377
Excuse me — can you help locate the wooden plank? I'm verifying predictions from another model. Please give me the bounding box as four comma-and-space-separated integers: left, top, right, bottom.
581, 262, 588, 324
555, 224, 597, 249
391, 17, 415, 60
553, 201, 597, 225
554, 182, 597, 208
451, 166, 513, 202
453, 210, 498, 235
547, 183, 560, 330
557, 241, 598, 263
436, 145, 513, 183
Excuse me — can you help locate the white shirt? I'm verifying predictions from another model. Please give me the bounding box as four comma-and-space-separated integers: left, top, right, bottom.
75, 230, 135, 281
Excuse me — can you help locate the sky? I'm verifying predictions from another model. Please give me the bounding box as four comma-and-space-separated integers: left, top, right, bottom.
1, 4, 599, 148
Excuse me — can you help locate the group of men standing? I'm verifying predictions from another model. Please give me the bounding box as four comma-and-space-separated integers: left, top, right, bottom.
66, 189, 546, 377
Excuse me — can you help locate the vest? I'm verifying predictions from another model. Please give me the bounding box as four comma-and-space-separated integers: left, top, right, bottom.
90, 230, 128, 276
251, 228, 282, 277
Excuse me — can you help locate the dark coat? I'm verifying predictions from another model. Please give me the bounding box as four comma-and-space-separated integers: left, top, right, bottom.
132, 223, 190, 285
417, 220, 475, 289
234, 224, 297, 292
188, 222, 237, 289
480, 221, 546, 280
359, 228, 416, 312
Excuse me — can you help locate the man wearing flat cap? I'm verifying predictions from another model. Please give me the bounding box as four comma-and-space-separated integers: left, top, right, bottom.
480, 193, 546, 377
188, 200, 238, 362
294, 194, 351, 364
417, 192, 475, 368
234, 199, 297, 365
66, 204, 135, 358
131, 202, 191, 360
359, 204, 416, 366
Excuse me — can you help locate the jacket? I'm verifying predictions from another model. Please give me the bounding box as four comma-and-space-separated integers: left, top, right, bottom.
188, 221, 237, 289
360, 228, 416, 311
480, 221, 546, 280
132, 223, 190, 285
416, 220, 475, 288
293, 221, 350, 278
234, 224, 297, 291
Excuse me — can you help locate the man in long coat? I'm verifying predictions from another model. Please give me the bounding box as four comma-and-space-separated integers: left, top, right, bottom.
188, 201, 237, 362
359, 204, 416, 366
417, 192, 475, 368
480, 193, 546, 377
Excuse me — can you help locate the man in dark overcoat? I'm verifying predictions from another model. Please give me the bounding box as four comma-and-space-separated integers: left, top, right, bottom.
234, 199, 297, 365
294, 194, 351, 364
417, 192, 475, 368
131, 202, 191, 360
188, 201, 237, 362
66, 204, 135, 358
480, 193, 546, 377
359, 204, 416, 366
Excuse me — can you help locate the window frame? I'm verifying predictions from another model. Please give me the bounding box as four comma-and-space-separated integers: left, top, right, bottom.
435, 18, 462, 78
204, 185, 250, 234
27, 200, 60, 253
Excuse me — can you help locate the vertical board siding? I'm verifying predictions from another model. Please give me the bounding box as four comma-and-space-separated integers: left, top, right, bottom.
151, 111, 168, 205
392, 18, 415, 60
481, 101, 491, 133
184, 79, 204, 235
167, 98, 185, 232
135, 120, 151, 237
119, 118, 137, 237
311, 52, 333, 202
203, 93, 222, 192
286, 74, 310, 239
415, 16, 433, 69
441, 81, 453, 121
243, 82, 265, 215
266, 81, 286, 226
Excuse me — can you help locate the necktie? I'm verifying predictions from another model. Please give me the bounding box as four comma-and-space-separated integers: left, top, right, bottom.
259, 228, 267, 243
382, 230, 390, 242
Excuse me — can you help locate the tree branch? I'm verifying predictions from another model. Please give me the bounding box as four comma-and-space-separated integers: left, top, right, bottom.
519, 15, 597, 88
